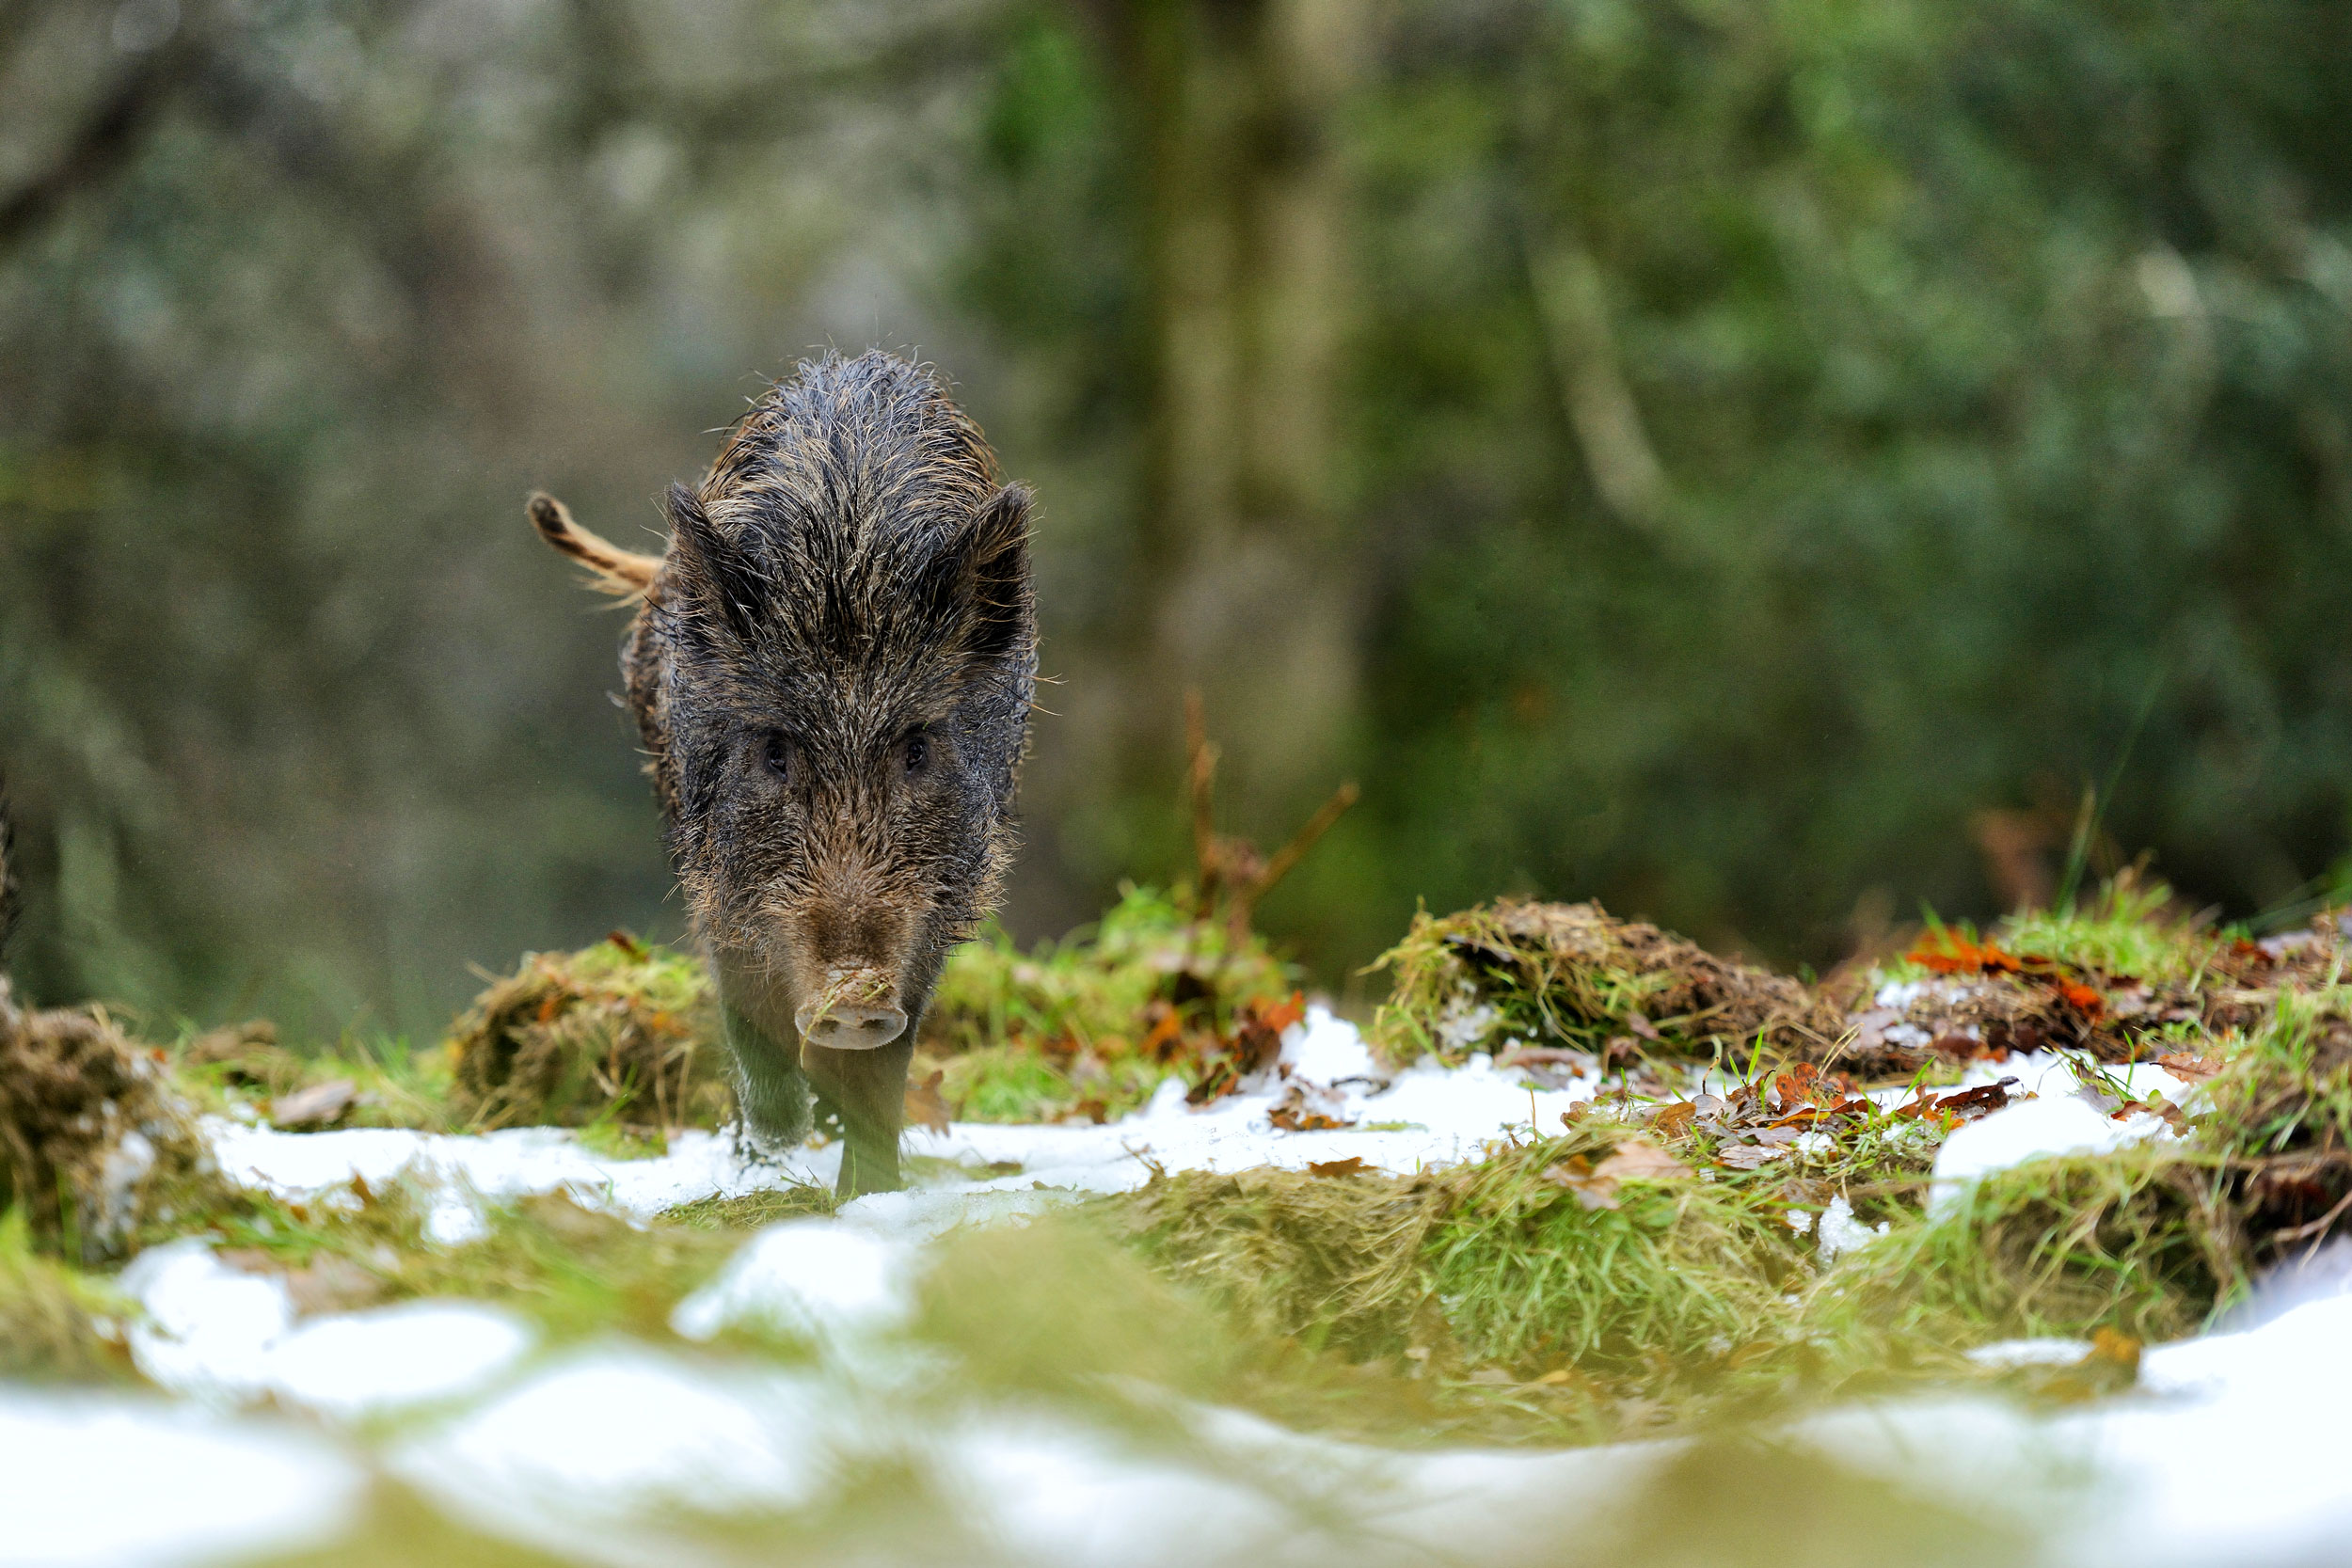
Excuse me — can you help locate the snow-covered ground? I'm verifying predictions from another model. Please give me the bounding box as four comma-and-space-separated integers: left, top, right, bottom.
4, 1007, 2330, 1567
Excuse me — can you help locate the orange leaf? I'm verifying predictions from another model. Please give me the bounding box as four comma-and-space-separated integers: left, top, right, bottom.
1250, 991, 1309, 1035
1906, 933, 2023, 975
2055, 980, 2105, 1015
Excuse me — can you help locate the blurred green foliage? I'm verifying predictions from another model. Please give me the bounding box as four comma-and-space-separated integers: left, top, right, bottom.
2, 0, 2349, 1033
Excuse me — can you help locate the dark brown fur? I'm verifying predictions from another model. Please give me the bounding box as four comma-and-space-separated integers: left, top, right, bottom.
533, 352, 1037, 1194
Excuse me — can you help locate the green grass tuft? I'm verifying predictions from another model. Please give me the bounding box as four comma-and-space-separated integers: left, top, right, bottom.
0, 1208, 138, 1381
1820, 1151, 2243, 1347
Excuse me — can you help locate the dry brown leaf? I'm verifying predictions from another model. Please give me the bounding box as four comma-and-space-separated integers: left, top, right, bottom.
2090, 1325, 2142, 1373
1308, 1155, 1370, 1178
2155, 1052, 2226, 1082
1546, 1140, 1689, 1209
269, 1078, 357, 1129
1648, 1101, 1697, 1137
903, 1069, 951, 1134
1267, 1078, 1356, 1132
1592, 1142, 1689, 1182
1715, 1144, 1787, 1170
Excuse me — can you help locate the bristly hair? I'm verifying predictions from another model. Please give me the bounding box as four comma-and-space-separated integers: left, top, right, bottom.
675, 351, 1027, 684
0, 776, 18, 970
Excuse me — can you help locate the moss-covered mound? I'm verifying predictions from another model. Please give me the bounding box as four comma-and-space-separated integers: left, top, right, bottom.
1110, 1124, 1805, 1378
921, 884, 1298, 1123
0, 992, 225, 1262
1372, 898, 1851, 1069
1375, 879, 2351, 1082
446, 935, 729, 1135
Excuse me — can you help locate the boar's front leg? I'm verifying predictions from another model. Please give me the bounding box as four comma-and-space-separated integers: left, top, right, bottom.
801, 1033, 913, 1197
720, 996, 814, 1152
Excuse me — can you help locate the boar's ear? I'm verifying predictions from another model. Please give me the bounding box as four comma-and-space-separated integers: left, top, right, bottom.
663, 483, 764, 644
951, 483, 1034, 667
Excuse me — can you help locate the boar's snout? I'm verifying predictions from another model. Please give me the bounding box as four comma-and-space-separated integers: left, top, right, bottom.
795, 966, 909, 1051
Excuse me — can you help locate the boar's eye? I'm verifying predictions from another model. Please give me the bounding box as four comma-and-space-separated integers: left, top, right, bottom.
761, 732, 794, 783
901, 730, 930, 776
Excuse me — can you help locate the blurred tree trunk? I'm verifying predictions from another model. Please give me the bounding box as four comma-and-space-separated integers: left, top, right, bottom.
1101, 0, 1363, 824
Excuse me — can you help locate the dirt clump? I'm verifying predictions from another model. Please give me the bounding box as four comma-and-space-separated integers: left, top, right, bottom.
0, 995, 224, 1262
446, 935, 730, 1133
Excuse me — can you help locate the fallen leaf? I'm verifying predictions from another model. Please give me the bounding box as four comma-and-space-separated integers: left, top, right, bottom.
1625, 1011, 1662, 1041
1908, 933, 2023, 975
1308, 1156, 1370, 1179
269, 1078, 357, 1129
903, 1069, 951, 1134
2055, 980, 2106, 1016
2089, 1325, 2142, 1374
1648, 1101, 1697, 1137
1543, 1156, 1618, 1210
1255, 991, 1310, 1036
2155, 1052, 2226, 1082
1851, 1008, 1901, 1052
1593, 1142, 1689, 1182
1931, 1077, 2019, 1121
1267, 1078, 1356, 1132
1715, 1144, 1788, 1170
1139, 1004, 1186, 1063
1546, 1141, 1690, 1209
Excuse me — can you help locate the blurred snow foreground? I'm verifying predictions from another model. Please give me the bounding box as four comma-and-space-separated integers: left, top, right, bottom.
4, 1008, 2348, 1567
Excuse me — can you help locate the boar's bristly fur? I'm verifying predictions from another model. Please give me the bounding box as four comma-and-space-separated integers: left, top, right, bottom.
532, 351, 1037, 1195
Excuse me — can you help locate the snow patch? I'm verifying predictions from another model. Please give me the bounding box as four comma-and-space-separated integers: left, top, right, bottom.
0, 1392, 362, 1565
672, 1220, 915, 1345
120, 1239, 531, 1417
1930, 1096, 2169, 1213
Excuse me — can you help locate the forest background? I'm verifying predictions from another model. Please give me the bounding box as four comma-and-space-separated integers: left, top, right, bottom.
4, 0, 2350, 1039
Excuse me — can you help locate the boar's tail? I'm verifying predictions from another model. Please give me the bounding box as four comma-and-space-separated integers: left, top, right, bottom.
528, 491, 663, 598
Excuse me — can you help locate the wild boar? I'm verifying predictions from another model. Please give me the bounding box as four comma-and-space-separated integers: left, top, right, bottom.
531, 350, 1037, 1195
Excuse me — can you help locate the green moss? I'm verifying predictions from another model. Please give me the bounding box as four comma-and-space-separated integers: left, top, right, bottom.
1367, 899, 1844, 1069
206, 1181, 777, 1343
920, 885, 1297, 1122
0, 1209, 136, 1382
173, 1022, 457, 1132
661, 1187, 841, 1230
1109, 1128, 1805, 1378
445, 936, 730, 1134
1990, 878, 2231, 986
1821, 1150, 2242, 1346
1430, 1144, 1805, 1373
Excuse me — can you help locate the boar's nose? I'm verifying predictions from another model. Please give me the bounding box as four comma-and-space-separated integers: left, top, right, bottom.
800, 1002, 908, 1050
795, 968, 908, 1051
